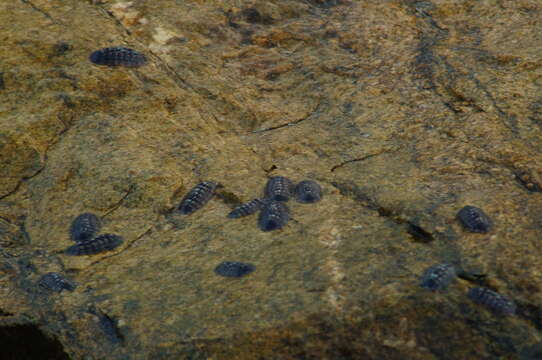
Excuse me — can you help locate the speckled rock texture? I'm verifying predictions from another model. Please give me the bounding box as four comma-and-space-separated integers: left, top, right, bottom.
1, 0, 542, 359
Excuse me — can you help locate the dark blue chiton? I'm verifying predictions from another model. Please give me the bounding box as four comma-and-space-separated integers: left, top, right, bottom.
214, 261, 255, 278
89, 47, 147, 68
264, 176, 294, 202
420, 263, 456, 291
38, 272, 76, 292
228, 198, 265, 219
294, 180, 322, 203
70, 213, 101, 243
457, 206, 492, 233
468, 287, 516, 315
258, 200, 289, 232
65, 234, 123, 256
178, 181, 218, 215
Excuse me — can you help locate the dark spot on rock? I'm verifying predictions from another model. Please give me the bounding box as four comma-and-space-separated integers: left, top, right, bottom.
342, 102, 353, 113
57, 93, 75, 109
214, 190, 242, 206
406, 223, 434, 243
242, 8, 262, 23
51, 42, 71, 57
265, 71, 280, 81
240, 29, 254, 44
241, 8, 274, 25
324, 29, 338, 38
214, 261, 255, 278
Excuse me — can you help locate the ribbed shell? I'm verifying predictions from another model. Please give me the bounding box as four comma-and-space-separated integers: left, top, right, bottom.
468, 287, 516, 315
264, 176, 294, 202
420, 263, 456, 290
228, 198, 265, 218
457, 206, 492, 233
89, 47, 147, 68
258, 200, 289, 232
38, 272, 76, 292
178, 181, 218, 215
69, 213, 101, 243
294, 180, 322, 203
65, 234, 123, 256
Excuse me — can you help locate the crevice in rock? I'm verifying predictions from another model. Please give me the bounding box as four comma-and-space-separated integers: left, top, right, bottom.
330, 181, 436, 243
330, 181, 386, 214
330, 150, 391, 172
96, 7, 132, 36
0, 309, 14, 317
20, 0, 58, 24
263, 165, 277, 173
408, 1, 520, 133
0, 158, 47, 201
18, 217, 32, 245
0, 323, 69, 360
88, 307, 124, 344
251, 100, 323, 134
88, 227, 152, 267
0, 97, 76, 199
102, 184, 135, 218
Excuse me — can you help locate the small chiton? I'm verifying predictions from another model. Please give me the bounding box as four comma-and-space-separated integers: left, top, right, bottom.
420, 263, 456, 291
38, 272, 76, 292
258, 200, 289, 232
467, 287, 516, 315
178, 181, 218, 215
228, 198, 265, 219
65, 234, 123, 256
264, 176, 294, 202
70, 213, 101, 243
294, 180, 322, 203
457, 205, 492, 233
89, 47, 147, 68
214, 261, 255, 278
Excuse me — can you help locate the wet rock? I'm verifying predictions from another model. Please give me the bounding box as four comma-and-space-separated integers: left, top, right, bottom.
1, 0, 542, 359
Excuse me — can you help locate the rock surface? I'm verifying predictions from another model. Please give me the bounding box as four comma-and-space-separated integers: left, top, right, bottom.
1, 0, 542, 359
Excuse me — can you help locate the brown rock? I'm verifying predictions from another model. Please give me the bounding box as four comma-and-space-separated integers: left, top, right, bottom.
1, 0, 542, 359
